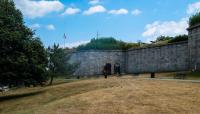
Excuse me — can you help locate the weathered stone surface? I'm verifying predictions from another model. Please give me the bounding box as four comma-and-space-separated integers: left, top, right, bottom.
70, 42, 189, 76
69, 25, 200, 76
188, 24, 200, 71
70, 50, 126, 76
126, 42, 189, 73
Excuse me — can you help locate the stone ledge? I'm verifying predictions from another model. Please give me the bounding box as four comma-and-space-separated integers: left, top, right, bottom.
187, 24, 200, 31
72, 49, 126, 53
127, 41, 188, 51
71, 41, 189, 53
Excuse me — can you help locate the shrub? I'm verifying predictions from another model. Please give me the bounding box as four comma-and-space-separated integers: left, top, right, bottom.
189, 12, 200, 27
168, 35, 188, 43
76, 37, 140, 50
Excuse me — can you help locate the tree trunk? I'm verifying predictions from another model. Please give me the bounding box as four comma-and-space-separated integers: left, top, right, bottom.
49, 75, 54, 85
49, 68, 55, 85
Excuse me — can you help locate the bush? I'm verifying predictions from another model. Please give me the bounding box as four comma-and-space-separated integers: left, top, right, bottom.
189, 12, 200, 27
156, 36, 173, 42
168, 35, 188, 43
76, 37, 140, 50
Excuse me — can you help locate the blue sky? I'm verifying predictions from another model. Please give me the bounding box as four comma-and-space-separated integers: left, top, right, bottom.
14, 0, 200, 48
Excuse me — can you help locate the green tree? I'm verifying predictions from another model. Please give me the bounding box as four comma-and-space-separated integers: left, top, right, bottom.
152, 35, 188, 44
155, 36, 173, 42
168, 35, 188, 43
0, 0, 48, 87
189, 12, 200, 27
47, 44, 77, 85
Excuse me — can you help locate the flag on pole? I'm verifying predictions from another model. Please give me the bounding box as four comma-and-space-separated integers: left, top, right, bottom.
64, 33, 67, 39
63, 33, 67, 48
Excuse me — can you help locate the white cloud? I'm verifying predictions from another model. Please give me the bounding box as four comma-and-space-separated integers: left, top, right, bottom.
108, 9, 128, 15
30, 23, 40, 29
62, 7, 81, 15
83, 5, 106, 15
132, 9, 142, 16
142, 18, 188, 42
89, 0, 100, 5
187, 1, 200, 15
14, 0, 64, 19
46, 24, 55, 30
61, 40, 90, 48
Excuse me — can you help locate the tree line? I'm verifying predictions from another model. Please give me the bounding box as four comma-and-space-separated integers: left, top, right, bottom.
77, 37, 141, 51
153, 35, 188, 44
76, 35, 188, 51
0, 0, 75, 87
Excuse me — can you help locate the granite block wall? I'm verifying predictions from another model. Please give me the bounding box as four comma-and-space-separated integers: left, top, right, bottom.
188, 24, 200, 71
69, 50, 126, 76
126, 42, 189, 73
70, 41, 189, 76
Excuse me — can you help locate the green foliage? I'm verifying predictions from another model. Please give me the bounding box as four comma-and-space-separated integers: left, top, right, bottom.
188, 72, 200, 77
77, 37, 140, 50
47, 44, 78, 84
123, 42, 140, 50
156, 36, 173, 42
47, 44, 67, 74
0, 0, 48, 87
168, 35, 188, 43
189, 12, 200, 27
76, 36, 187, 51
152, 35, 188, 44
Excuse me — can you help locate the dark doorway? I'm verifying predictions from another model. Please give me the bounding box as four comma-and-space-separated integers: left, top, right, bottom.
114, 63, 121, 75
106, 63, 112, 75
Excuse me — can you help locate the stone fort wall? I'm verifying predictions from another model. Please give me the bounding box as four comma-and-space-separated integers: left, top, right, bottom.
70, 25, 200, 76
188, 24, 200, 71
126, 41, 189, 73
70, 50, 126, 76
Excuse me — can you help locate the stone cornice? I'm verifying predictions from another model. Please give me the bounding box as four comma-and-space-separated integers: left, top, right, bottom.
187, 24, 200, 31
127, 41, 188, 51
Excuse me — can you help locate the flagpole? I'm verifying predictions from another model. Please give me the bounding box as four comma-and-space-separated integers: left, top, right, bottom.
64, 36, 65, 48
64, 33, 66, 48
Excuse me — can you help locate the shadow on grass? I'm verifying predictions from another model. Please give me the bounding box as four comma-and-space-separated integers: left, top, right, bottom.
0, 90, 45, 102
45, 79, 79, 87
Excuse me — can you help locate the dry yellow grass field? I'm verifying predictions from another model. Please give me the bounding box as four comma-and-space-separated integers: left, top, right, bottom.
1, 76, 200, 114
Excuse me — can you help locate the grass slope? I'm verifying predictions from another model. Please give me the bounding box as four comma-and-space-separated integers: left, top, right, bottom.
0, 76, 200, 114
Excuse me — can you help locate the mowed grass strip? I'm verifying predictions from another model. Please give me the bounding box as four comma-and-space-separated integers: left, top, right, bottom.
0, 76, 200, 114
